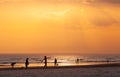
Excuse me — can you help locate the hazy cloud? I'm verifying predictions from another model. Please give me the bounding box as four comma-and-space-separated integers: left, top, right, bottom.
92, 18, 118, 27
1, 0, 120, 4
62, 25, 82, 30
96, 0, 120, 4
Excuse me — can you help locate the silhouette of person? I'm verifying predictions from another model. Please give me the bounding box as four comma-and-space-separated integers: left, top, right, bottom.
76, 58, 79, 63
11, 62, 16, 68
43, 56, 47, 68
106, 58, 110, 63
25, 58, 29, 69
54, 58, 58, 66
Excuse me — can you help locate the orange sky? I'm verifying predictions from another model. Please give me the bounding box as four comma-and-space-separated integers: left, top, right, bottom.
0, 0, 120, 54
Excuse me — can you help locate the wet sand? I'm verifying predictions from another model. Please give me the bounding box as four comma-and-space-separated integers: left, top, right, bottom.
0, 62, 120, 70
0, 63, 120, 77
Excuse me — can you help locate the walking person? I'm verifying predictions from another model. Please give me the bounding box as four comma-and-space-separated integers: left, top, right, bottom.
43, 56, 47, 68
25, 58, 29, 69
54, 58, 58, 66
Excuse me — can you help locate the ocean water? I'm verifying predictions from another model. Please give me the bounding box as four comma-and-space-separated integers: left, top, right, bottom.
0, 54, 120, 68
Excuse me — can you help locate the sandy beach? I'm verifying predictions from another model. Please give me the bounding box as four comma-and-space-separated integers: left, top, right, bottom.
0, 63, 120, 77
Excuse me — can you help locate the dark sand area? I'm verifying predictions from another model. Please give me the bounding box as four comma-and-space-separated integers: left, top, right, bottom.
0, 63, 120, 77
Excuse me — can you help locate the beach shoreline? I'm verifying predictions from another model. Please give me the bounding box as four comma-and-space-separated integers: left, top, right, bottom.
0, 62, 120, 70
0, 63, 120, 77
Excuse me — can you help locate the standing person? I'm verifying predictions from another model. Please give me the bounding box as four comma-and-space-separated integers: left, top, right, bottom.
43, 56, 47, 68
54, 58, 58, 66
25, 58, 29, 69
76, 58, 79, 63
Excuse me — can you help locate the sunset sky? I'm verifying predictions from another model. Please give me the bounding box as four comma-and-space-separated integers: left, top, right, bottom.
0, 0, 120, 54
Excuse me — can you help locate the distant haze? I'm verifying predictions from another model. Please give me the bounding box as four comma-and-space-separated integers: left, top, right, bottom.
0, 0, 120, 54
